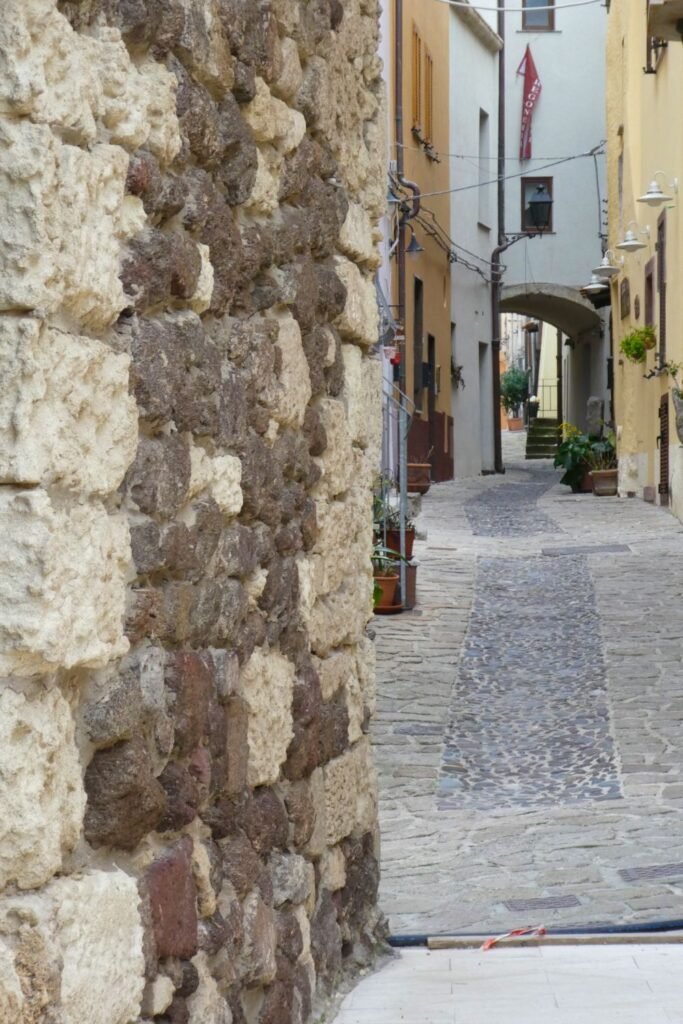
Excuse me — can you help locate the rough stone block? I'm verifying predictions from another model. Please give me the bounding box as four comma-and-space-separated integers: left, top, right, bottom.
342, 344, 382, 453
313, 650, 355, 702
323, 738, 377, 846
186, 952, 232, 1024
0, 869, 145, 1024
269, 853, 312, 907
241, 650, 295, 787
243, 77, 306, 153
0, 684, 85, 891
84, 735, 167, 850
0, 317, 137, 494
143, 838, 199, 961
320, 845, 347, 892
339, 202, 378, 266
333, 257, 379, 347
242, 892, 277, 985
0, 489, 130, 677
312, 398, 355, 498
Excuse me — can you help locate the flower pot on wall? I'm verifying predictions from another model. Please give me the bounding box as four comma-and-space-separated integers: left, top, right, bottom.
407, 463, 431, 495
590, 468, 618, 497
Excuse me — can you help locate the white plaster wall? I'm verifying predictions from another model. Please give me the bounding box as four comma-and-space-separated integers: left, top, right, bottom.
502, 3, 607, 288
449, 8, 499, 476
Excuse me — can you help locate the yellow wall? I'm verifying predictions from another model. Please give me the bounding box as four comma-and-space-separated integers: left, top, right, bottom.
392, 0, 452, 430
607, 1, 683, 510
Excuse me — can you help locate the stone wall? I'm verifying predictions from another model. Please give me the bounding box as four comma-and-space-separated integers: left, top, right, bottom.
0, 1, 385, 1021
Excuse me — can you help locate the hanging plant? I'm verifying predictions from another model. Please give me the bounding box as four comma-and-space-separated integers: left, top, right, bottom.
619, 325, 656, 364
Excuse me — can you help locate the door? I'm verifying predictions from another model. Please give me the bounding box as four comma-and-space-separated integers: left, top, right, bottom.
657, 213, 667, 359
413, 278, 424, 412
659, 394, 670, 506
427, 334, 436, 460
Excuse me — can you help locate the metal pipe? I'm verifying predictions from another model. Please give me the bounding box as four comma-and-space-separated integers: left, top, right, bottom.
491, 0, 506, 473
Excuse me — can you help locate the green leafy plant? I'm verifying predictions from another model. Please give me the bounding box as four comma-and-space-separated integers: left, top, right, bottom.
587, 429, 617, 471
553, 422, 593, 490
383, 504, 416, 532
619, 325, 656, 364
500, 366, 530, 416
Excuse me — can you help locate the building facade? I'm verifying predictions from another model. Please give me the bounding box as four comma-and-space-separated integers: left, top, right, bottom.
500, 0, 610, 432
606, 0, 683, 516
449, 3, 501, 476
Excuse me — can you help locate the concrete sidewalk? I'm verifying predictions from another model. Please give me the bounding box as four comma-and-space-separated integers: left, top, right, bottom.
333, 944, 683, 1023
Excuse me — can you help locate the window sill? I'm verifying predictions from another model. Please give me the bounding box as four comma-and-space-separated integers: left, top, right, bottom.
517, 29, 562, 34
478, 221, 492, 232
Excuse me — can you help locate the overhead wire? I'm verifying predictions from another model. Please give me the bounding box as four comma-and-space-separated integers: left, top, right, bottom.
433, 0, 602, 12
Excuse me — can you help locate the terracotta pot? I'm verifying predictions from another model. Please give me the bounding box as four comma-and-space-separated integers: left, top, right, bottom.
386, 528, 415, 560
591, 468, 618, 496
374, 572, 398, 609
672, 390, 683, 444
407, 463, 431, 495
506, 416, 524, 432
571, 467, 594, 494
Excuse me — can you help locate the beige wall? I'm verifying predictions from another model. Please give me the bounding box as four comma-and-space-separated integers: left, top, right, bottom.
607, 1, 683, 511
392, 0, 452, 451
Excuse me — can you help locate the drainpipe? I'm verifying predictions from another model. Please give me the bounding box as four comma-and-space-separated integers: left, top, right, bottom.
491, 0, 506, 473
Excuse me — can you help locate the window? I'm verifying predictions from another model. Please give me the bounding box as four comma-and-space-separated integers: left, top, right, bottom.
424, 50, 434, 142
521, 176, 553, 232
522, 0, 555, 31
478, 109, 490, 227
411, 26, 422, 128
644, 258, 655, 329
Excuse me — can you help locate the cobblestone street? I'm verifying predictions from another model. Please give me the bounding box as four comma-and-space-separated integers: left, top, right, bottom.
373, 433, 683, 936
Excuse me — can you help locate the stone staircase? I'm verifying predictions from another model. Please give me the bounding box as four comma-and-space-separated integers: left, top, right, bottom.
525, 417, 560, 460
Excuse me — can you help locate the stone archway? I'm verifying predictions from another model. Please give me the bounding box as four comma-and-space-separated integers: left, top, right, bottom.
501, 282, 606, 430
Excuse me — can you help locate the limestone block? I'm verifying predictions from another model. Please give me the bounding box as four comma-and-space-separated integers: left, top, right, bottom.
244, 77, 306, 153
0, 5, 180, 161
356, 635, 377, 719
313, 398, 355, 498
323, 738, 377, 846
189, 448, 243, 518
312, 498, 371, 596
141, 975, 175, 1017
240, 650, 295, 787
0, 490, 130, 676
342, 345, 382, 453
271, 315, 312, 430
333, 258, 379, 347
189, 242, 215, 314
313, 650, 356, 702
0, 318, 137, 494
0, 869, 145, 1024
192, 838, 217, 919
320, 846, 346, 892
0, 120, 146, 328
241, 892, 277, 985
0, 685, 84, 892
306, 573, 372, 659
273, 37, 303, 102
245, 148, 280, 214
0, 940, 23, 1022
187, 952, 232, 1024
339, 202, 378, 266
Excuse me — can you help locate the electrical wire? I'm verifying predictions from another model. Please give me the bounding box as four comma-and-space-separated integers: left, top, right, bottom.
396, 141, 605, 162
434, 0, 602, 13
404, 146, 605, 200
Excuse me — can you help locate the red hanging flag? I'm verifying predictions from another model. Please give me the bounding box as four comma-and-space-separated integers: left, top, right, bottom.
517, 45, 542, 161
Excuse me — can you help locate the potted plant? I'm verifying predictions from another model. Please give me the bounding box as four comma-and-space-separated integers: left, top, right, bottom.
553, 423, 594, 492
372, 542, 401, 612
619, 325, 656, 364
500, 366, 530, 430
587, 430, 618, 496
384, 505, 417, 560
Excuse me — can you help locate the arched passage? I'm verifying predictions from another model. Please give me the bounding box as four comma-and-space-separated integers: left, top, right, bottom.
501, 282, 608, 430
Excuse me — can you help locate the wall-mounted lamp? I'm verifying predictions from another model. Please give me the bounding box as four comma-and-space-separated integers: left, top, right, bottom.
406, 226, 424, 256
615, 221, 651, 252
526, 184, 554, 231
581, 274, 609, 295
592, 250, 624, 278
637, 171, 678, 206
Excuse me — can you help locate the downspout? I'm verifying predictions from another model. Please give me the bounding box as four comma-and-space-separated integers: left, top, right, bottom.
395, 0, 406, 392
491, 0, 506, 473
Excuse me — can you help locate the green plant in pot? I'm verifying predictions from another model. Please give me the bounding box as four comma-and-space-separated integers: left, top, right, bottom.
619, 325, 656, 364
372, 542, 403, 611
500, 366, 529, 428
662, 361, 683, 443
553, 422, 593, 492
587, 429, 618, 496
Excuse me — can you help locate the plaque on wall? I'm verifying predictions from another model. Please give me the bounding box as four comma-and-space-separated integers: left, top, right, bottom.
620, 277, 630, 319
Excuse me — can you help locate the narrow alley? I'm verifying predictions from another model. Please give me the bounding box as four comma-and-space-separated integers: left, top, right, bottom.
375, 435, 683, 936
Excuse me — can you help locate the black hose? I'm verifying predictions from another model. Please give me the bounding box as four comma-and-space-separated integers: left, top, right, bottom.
389, 919, 683, 947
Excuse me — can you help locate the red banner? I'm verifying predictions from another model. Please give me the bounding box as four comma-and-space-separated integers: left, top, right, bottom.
517, 46, 542, 161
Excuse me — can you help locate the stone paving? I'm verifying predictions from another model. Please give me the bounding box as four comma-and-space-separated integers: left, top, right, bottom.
372, 432, 683, 936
